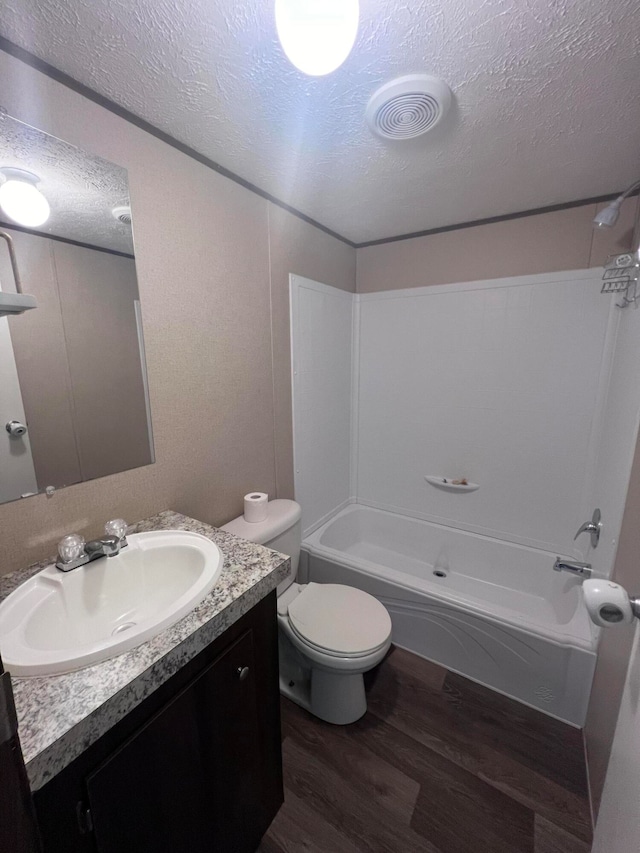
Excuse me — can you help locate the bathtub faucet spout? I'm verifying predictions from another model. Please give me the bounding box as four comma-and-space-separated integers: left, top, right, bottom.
553, 558, 592, 579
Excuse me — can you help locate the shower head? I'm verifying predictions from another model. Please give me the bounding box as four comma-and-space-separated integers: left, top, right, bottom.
593, 178, 640, 229
593, 200, 622, 228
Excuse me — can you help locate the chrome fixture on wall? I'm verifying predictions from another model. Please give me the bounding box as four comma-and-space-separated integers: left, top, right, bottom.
595, 176, 640, 304
592, 179, 640, 229
553, 558, 592, 578
574, 508, 601, 549
595, 177, 640, 306
600, 252, 640, 307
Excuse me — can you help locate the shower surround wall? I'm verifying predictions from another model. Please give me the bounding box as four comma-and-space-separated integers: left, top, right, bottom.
356, 271, 612, 557
293, 269, 639, 565
290, 277, 354, 535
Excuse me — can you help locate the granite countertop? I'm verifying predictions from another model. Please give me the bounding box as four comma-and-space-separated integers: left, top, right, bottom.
0, 510, 290, 791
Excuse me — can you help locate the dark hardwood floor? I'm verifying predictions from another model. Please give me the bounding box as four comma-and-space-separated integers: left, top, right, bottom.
258, 646, 593, 853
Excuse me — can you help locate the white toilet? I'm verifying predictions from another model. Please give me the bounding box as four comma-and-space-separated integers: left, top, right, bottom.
222, 499, 392, 724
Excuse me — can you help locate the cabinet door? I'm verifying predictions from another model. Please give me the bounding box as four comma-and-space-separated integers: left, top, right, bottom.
86, 629, 263, 853
0, 657, 41, 853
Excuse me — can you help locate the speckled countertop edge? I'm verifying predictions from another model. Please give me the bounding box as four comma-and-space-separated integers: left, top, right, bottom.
0, 510, 290, 791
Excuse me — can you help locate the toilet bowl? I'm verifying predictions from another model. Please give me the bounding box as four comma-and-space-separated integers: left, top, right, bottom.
222, 499, 392, 724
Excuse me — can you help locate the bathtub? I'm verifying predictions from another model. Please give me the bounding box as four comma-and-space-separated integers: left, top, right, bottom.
302, 504, 598, 726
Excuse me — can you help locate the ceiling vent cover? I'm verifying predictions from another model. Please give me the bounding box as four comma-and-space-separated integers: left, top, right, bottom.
112, 204, 132, 225
366, 75, 452, 140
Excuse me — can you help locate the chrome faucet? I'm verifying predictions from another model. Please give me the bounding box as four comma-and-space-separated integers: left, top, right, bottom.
56, 519, 128, 572
553, 558, 592, 579
574, 508, 601, 549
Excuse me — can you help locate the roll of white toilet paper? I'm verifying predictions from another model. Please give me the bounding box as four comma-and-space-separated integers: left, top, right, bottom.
244, 492, 268, 523
583, 579, 634, 628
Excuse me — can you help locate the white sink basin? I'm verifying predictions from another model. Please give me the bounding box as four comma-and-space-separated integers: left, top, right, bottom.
0, 530, 223, 677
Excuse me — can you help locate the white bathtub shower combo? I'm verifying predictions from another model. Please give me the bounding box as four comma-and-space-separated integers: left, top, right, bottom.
290, 270, 640, 727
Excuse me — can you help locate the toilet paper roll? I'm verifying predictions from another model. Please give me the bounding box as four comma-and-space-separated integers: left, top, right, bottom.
583, 579, 634, 628
244, 492, 268, 523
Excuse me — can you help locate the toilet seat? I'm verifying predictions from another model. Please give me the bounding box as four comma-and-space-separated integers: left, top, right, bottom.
285, 583, 392, 658
288, 623, 390, 660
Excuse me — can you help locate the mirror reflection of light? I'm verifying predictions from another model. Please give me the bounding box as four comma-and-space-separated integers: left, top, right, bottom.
275, 0, 359, 76
0, 172, 50, 228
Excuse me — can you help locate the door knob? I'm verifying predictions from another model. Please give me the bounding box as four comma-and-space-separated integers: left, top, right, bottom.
5, 420, 27, 437
237, 666, 250, 681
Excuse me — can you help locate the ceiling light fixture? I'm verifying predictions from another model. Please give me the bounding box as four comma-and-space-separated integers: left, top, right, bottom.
275, 0, 359, 76
0, 168, 50, 228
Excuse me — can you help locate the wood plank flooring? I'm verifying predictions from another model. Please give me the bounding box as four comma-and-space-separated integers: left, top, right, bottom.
258, 646, 593, 853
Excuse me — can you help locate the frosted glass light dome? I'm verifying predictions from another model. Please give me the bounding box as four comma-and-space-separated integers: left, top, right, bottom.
275, 0, 359, 76
0, 169, 50, 228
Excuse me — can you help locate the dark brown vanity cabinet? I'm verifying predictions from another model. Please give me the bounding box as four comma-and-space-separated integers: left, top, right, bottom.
0, 658, 41, 853
33, 593, 283, 853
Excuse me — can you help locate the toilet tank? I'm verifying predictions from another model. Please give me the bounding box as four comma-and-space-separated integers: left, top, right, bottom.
263, 521, 301, 593
220, 499, 302, 594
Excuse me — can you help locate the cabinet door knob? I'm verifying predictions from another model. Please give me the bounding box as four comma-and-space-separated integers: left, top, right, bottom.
237, 666, 250, 681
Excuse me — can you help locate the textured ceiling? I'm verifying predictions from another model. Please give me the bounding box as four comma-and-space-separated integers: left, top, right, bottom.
1, 0, 639, 243
0, 113, 133, 253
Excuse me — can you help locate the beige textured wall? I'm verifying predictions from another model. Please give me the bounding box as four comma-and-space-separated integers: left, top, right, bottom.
356, 197, 639, 292
0, 50, 355, 574
585, 428, 640, 816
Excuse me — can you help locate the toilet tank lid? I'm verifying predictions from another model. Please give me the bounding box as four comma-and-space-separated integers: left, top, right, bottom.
220, 499, 301, 544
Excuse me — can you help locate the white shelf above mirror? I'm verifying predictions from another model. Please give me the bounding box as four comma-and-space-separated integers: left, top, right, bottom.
0, 292, 37, 316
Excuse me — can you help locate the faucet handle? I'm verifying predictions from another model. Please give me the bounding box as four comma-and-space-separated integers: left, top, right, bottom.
58, 534, 85, 564
105, 518, 128, 543
573, 508, 602, 548
574, 522, 596, 540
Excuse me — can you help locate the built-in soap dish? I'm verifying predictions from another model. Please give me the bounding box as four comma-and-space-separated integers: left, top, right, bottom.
425, 476, 479, 493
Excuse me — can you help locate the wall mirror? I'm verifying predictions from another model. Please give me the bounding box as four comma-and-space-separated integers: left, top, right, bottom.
0, 112, 154, 505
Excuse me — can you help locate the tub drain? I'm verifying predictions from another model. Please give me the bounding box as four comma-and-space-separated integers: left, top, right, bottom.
112, 621, 136, 636
433, 569, 447, 578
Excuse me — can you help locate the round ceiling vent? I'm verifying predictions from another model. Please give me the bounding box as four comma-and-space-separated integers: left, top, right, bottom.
366, 75, 452, 140
112, 204, 132, 225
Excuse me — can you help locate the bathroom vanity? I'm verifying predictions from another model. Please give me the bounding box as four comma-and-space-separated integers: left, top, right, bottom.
0, 512, 290, 853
